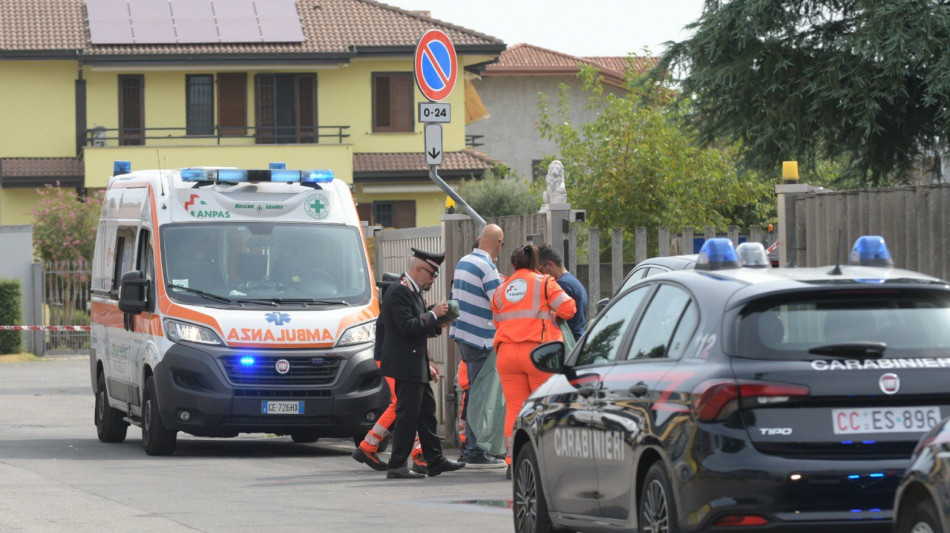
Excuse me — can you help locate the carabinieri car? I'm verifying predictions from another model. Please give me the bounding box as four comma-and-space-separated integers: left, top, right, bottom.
511, 236, 950, 533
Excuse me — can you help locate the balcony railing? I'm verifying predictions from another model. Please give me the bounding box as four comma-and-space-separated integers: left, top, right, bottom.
465, 134, 484, 148
85, 125, 351, 147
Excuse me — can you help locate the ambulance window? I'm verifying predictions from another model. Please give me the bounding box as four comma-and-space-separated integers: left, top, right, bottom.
112, 227, 137, 292
137, 229, 154, 308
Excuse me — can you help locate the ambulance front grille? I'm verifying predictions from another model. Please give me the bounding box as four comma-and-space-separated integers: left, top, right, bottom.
220, 355, 341, 386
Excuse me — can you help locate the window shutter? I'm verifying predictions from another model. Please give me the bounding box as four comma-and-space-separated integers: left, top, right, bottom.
392, 74, 413, 132
218, 73, 247, 136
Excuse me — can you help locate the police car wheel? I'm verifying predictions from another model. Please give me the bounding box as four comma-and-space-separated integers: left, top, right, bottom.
639, 462, 678, 533
896, 496, 940, 533
513, 444, 554, 533
142, 376, 177, 456
95, 373, 128, 443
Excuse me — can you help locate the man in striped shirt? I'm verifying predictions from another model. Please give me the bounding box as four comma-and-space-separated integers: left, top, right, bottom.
450, 223, 505, 467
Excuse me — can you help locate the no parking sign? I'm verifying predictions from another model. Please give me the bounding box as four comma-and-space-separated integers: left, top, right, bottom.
414, 29, 457, 102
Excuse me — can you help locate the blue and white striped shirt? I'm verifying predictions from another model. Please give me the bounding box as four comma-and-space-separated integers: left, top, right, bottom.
449, 248, 500, 349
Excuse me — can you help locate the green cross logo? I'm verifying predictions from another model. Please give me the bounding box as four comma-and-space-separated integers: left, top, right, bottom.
304, 193, 330, 219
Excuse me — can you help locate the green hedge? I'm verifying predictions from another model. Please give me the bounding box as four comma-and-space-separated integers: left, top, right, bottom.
0, 280, 22, 354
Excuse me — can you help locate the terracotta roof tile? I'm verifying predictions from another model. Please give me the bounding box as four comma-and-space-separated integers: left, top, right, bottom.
354, 149, 496, 175
0, 0, 503, 56
0, 157, 84, 177
484, 43, 657, 83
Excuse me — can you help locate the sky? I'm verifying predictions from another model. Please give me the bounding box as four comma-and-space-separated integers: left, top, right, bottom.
380, 0, 706, 57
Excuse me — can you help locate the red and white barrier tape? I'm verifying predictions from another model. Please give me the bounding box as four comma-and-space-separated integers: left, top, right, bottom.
0, 326, 90, 331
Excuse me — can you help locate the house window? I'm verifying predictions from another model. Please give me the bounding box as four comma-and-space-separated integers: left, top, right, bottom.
373, 201, 416, 228
372, 73, 413, 133
532, 159, 546, 181
217, 73, 247, 136
186, 75, 214, 135
118, 75, 144, 146
255, 74, 317, 144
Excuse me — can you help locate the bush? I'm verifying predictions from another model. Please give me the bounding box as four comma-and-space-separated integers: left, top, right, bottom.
32, 185, 102, 263
457, 171, 543, 217
0, 280, 22, 354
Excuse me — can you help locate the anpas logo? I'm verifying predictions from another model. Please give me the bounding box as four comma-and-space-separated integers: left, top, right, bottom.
304, 193, 331, 219
505, 278, 528, 303
265, 312, 291, 326
186, 193, 230, 218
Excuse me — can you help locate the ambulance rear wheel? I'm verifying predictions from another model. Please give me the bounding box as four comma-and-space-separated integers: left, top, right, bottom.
95, 373, 128, 443
142, 376, 177, 456
290, 431, 319, 444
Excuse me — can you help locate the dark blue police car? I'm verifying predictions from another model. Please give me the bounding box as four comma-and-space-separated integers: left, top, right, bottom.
893, 416, 950, 533
511, 237, 950, 533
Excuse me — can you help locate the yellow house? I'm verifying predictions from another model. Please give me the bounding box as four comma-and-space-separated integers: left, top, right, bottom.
0, 0, 503, 228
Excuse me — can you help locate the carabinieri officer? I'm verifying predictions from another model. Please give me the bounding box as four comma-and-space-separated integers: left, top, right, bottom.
379, 248, 466, 479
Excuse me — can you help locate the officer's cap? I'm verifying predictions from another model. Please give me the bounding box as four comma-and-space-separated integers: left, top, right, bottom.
410, 247, 446, 270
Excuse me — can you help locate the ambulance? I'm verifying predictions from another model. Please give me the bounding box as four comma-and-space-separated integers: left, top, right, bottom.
90, 162, 387, 455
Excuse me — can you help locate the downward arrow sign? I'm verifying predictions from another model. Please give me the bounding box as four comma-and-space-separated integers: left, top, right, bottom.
424, 124, 444, 165
428, 148, 441, 159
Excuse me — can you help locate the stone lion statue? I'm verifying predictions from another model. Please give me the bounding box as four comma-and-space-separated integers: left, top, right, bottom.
542, 160, 568, 207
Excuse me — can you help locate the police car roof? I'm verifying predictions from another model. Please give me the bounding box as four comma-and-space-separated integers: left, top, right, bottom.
640, 264, 950, 310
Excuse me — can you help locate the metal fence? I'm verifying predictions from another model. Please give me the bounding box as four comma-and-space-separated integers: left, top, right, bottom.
42, 260, 91, 353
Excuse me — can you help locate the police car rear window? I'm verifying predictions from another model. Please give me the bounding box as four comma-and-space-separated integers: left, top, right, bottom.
736, 289, 950, 360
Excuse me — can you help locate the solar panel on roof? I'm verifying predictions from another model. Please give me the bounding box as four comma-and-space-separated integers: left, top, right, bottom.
86, 0, 304, 44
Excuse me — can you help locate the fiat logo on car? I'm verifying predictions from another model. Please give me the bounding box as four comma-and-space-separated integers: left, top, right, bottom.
879, 373, 900, 395
275, 359, 291, 375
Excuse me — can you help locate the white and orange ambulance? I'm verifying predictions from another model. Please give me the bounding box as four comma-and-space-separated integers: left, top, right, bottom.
90, 162, 386, 455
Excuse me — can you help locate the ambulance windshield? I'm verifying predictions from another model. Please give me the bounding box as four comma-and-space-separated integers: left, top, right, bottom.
161, 223, 371, 307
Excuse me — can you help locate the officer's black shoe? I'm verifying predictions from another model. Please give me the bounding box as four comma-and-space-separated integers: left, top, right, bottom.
426, 458, 466, 477
352, 448, 388, 472
386, 465, 425, 479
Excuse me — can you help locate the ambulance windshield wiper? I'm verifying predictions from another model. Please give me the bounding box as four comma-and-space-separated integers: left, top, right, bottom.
171, 286, 235, 304
808, 342, 887, 358
271, 298, 351, 307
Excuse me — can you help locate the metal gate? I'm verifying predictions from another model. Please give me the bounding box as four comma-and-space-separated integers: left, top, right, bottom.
42, 260, 91, 353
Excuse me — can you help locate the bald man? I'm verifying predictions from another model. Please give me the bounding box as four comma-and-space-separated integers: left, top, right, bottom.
449, 224, 506, 467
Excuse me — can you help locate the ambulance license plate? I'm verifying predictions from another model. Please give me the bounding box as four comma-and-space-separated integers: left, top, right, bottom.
262, 401, 304, 415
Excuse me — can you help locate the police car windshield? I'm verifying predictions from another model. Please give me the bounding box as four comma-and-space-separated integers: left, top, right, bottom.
161, 223, 371, 307
736, 289, 950, 360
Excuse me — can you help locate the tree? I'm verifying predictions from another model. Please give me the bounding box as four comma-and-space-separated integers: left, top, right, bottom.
32, 185, 102, 264
457, 170, 543, 217
657, 0, 950, 186
537, 65, 773, 256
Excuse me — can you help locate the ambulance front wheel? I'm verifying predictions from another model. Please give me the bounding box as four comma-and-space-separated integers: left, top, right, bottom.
95, 373, 128, 443
143, 376, 178, 456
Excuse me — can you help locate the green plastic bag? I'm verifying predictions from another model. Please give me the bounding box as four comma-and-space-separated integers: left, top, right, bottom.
559, 318, 576, 352
468, 348, 507, 457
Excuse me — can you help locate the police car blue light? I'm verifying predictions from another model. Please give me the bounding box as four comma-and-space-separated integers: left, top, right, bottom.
848, 235, 894, 267
695, 238, 741, 270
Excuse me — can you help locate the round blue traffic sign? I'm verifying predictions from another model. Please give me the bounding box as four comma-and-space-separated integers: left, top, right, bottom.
414, 29, 457, 102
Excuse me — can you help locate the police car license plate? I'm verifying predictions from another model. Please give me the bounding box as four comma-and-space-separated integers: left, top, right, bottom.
262, 401, 304, 415
832, 406, 941, 434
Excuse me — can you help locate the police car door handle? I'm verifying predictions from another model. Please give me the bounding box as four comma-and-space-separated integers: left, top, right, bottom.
628, 382, 649, 397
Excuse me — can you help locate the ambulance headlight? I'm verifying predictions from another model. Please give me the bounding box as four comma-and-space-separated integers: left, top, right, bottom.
164, 318, 223, 345
337, 320, 376, 346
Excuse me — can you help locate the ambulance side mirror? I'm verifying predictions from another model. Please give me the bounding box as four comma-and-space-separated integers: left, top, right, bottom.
531, 341, 566, 373
118, 270, 149, 315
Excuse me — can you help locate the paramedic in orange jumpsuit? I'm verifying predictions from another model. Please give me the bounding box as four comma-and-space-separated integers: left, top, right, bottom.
491, 244, 576, 473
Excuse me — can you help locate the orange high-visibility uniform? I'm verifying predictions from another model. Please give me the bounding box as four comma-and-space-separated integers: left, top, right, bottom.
359, 362, 422, 460
492, 269, 576, 463
456, 360, 469, 447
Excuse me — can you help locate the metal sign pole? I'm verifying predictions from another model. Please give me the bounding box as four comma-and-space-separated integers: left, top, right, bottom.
428, 165, 485, 230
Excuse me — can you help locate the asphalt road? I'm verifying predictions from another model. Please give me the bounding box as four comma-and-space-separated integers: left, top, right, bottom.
0, 356, 513, 533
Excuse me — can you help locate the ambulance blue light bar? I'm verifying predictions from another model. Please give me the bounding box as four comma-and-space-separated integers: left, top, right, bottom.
179, 168, 334, 184
113, 160, 131, 176
695, 238, 742, 271
847, 235, 894, 267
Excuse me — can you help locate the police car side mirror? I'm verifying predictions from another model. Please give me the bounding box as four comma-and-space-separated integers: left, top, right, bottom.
531, 341, 566, 373
118, 270, 149, 315
595, 297, 610, 315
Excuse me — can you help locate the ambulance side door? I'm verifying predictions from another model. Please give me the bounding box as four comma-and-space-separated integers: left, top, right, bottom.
104, 225, 138, 405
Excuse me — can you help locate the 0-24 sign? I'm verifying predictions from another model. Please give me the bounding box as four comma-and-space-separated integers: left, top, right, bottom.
418, 102, 451, 124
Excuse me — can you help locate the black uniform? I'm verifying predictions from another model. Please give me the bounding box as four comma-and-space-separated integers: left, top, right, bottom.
378, 274, 446, 469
